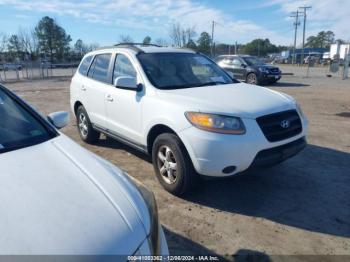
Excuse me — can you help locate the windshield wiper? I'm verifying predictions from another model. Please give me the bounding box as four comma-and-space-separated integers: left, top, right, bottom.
194, 81, 227, 87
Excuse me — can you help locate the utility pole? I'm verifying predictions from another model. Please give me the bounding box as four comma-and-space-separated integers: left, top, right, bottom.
299, 6, 312, 65
211, 21, 215, 57
290, 11, 300, 64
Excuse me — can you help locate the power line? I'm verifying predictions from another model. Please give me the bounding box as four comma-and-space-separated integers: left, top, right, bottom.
299, 6, 312, 64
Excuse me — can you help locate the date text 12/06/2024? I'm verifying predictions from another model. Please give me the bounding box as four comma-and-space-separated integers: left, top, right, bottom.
128, 255, 220, 261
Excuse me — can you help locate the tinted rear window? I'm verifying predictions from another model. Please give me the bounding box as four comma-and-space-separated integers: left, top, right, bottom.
78, 55, 93, 75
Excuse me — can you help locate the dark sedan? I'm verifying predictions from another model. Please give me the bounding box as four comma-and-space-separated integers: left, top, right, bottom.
216, 55, 281, 85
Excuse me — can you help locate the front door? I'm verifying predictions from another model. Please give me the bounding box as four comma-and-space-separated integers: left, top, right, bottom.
105, 53, 143, 144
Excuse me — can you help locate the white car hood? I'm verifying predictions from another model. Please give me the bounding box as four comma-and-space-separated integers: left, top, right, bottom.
157, 83, 295, 118
0, 135, 149, 255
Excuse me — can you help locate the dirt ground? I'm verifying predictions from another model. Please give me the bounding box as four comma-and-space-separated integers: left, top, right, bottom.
3, 65, 350, 261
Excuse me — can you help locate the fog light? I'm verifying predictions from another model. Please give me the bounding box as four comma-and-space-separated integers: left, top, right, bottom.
222, 166, 236, 174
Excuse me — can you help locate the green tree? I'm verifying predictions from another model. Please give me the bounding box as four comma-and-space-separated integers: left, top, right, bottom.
186, 39, 197, 50
306, 31, 335, 48
242, 38, 279, 57
74, 39, 85, 56
143, 36, 152, 45
7, 34, 23, 60
35, 16, 72, 61
197, 32, 211, 55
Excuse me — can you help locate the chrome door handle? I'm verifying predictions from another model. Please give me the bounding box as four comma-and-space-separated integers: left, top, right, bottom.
81, 85, 87, 91
106, 95, 114, 102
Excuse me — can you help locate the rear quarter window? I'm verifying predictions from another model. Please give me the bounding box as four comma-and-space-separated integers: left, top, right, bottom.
87, 54, 112, 83
78, 55, 93, 75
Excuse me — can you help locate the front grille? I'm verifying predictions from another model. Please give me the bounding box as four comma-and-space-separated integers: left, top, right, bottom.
269, 68, 280, 74
256, 110, 302, 142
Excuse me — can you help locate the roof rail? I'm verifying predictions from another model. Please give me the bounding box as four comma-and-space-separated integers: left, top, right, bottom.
114, 43, 162, 53
114, 43, 162, 47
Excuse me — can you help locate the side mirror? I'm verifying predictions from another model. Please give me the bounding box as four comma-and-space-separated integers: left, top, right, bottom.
47, 111, 69, 129
241, 64, 247, 68
114, 76, 142, 91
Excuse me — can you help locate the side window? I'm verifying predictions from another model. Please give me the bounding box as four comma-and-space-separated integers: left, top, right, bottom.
78, 55, 93, 75
232, 58, 242, 66
113, 54, 137, 83
87, 53, 112, 83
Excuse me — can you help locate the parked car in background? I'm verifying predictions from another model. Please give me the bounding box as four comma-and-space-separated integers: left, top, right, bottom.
71, 44, 308, 195
216, 55, 281, 85
2, 63, 23, 71
0, 84, 168, 256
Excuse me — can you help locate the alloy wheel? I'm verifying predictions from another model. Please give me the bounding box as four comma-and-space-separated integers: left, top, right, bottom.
157, 145, 178, 184
78, 113, 88, 138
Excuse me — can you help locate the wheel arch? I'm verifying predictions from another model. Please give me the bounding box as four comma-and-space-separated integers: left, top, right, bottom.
146, 124, 177, 154
73, 101, 83, 116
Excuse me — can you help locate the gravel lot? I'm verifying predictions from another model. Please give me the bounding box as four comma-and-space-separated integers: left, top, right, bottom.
3, 65, 350, 261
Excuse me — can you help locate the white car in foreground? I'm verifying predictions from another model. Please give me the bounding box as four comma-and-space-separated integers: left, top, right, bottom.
0, 84, 168, 256
70, 44, 308, 195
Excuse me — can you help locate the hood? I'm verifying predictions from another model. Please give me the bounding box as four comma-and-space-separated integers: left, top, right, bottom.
157, 83, 295, 118
0, 135, 149, 255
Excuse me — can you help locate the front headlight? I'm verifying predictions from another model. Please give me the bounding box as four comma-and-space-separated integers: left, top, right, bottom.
185, 112, 246, 134
295, 102, 305, 118
258, 67, 269, 73
126, 175, 160, 256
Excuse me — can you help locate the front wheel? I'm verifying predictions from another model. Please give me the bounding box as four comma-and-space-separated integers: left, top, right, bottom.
152, 133, 196, 195
246, 73, 259, 85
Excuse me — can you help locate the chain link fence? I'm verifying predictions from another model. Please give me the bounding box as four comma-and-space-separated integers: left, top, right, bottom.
0, 61, 79, 83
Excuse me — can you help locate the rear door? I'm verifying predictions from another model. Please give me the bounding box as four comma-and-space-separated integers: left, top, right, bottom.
230, 58, 245, 80
84, 53, 113, 128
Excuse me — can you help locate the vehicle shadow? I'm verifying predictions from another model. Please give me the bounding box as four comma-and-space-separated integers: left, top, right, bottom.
94, 136, 152, 163
164, 226, 272, 261
264, 82, 310, 88
163, 227, 228, 260
185, 144, 350, 238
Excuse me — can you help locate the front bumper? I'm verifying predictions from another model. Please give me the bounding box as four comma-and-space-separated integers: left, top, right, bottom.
135, 226, 169, 256
250, 137, 306, 168
178, 116, 308, 177
259, 73, 281, 82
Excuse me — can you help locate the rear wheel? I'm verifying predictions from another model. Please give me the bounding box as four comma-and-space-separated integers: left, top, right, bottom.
152, 133, 195, 195
76, 106, 100, 144
246, 73, 259, 85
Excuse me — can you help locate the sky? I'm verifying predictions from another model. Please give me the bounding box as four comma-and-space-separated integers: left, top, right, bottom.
0, 0, 349, 47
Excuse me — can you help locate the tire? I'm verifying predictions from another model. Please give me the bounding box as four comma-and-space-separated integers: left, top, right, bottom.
246, 73, 259, 85
152, 133, 195, 195
76, 106, 100, 144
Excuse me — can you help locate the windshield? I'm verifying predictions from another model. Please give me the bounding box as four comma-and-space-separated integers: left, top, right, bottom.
137, 52, 238, 90
242, 56, 265, 66
0, 87, 55, 154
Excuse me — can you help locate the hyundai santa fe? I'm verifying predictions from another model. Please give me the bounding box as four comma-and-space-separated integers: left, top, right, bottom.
70, 43, 308, 195
0, 84, 168, 256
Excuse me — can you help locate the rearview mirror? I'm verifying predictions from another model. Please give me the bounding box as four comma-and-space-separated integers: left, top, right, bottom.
47, 111, 69, 129
114, 76, 142, 91
241, 64, 246, 68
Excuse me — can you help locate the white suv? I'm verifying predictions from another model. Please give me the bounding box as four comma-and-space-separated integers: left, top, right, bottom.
70, 44, 308, 195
